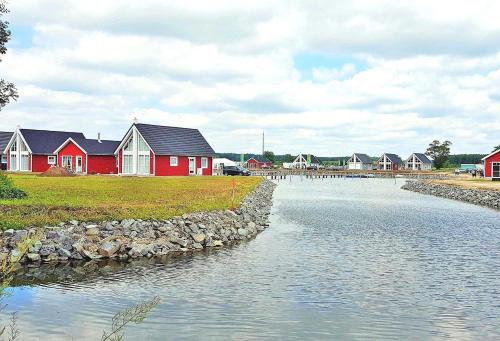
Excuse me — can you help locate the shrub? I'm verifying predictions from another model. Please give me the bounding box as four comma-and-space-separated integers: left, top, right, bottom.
0, 172, 27, 199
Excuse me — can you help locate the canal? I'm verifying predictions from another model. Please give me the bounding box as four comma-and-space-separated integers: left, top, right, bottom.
4, 178, 500, 340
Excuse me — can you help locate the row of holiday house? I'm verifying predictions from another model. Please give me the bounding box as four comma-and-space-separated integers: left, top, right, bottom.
347, 153, 433, 171
0, 123, 215, 176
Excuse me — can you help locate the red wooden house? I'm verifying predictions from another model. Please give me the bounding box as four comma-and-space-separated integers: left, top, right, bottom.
114, 123, 215, 176
245, 156, 272, 169
3, 128, 86, 172
482, 149, 500, 180
53, 136, 119, 174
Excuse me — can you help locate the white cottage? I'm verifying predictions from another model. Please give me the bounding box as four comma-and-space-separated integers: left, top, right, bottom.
405, 153, 432, 171
347, 153, 372, 170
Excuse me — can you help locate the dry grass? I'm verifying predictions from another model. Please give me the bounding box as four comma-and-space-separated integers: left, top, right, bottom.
429, 176, 500, 191
0, 174, 262, 229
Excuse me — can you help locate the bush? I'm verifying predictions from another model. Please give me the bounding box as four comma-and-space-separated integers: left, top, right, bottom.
0, 172, 27, 199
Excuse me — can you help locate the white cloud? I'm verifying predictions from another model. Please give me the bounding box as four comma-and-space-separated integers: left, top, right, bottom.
1, 1, 500, 156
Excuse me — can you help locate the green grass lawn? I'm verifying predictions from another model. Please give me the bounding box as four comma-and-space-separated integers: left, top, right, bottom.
0, 174, 262, 229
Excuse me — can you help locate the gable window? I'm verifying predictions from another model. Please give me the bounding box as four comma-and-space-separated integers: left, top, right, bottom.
170, 156, 178, 167
201, 157, 208, 169
48, 155, 56, 165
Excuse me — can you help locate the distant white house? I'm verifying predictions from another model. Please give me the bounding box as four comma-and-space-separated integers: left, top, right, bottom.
347, 153, 372, 170
405, 153, 432, 171
291, 154, 322, 169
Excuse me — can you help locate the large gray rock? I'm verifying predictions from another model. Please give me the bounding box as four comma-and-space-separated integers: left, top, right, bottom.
191, 233, 206, 243
39, 245, 56, 257
99, 241, 120, 258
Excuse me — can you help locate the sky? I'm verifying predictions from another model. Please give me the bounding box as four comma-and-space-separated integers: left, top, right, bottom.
1, 0, 500, 157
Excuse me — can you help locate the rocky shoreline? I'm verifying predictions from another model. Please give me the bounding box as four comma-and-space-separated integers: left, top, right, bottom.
402, 180, 500, 210
0, 180, 276, 265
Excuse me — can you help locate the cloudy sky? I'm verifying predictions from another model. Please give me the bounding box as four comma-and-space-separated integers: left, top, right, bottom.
1, 0, 500, 156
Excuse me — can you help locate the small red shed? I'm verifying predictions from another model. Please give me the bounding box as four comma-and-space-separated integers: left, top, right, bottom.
482, 149, 500, 180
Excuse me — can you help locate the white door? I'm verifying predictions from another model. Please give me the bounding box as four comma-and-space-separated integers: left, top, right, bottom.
76, 156, 83, 173
189, 157, 196, 175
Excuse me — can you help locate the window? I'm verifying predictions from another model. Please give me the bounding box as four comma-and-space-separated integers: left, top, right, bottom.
123, 137, 133, 152
493, 163, 500, 178
123, 155, 133, 174
10, 143, 16, 152
48, 155, 56, 165
1, 155, 6, 164
10, 154, 17, 170
138, 154, 150, 174
62, 156, 72, 170
201, 157, 208, 169
170, 156, 178, 166
137, 135, 149, 152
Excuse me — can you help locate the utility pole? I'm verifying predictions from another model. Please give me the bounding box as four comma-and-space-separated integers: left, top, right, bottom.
262, 131, 265, 156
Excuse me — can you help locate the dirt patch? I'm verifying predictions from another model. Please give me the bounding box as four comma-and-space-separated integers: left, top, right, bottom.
40, 167, 75, 177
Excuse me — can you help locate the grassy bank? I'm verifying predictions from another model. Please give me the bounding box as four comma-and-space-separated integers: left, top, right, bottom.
429, 177, 500, 191
0, 174, 262, 229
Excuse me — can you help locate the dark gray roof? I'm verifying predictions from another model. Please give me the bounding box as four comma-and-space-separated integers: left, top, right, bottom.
0, 131, 13, 155
71, 137, 120, 156
383, 153, 403, 164
20, 129, 86, 155
413, 153, 432, 164
134, 123, 215, 156
351, 153, 372, 163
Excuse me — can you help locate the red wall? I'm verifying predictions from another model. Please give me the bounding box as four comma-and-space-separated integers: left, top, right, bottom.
32, 155, 51, 172
88, 155, 117, 174
155, 155, 189, 176
57, 142, 87, 173
484, 151, 500, 178
155, 156, 212, 176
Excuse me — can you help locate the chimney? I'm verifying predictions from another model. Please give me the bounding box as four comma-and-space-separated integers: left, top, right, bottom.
97, 132, 102, 143
133, 117, 139, 124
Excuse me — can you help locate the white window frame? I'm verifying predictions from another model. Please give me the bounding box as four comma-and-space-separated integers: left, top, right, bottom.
170, 156, 178, 167
1, 155, 6, 164
47, 155, 56, 165
201, 157, 208, 169
62, 156, 73, 170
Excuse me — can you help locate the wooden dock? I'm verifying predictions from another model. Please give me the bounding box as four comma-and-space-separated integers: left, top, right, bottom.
250, 169, 449, 180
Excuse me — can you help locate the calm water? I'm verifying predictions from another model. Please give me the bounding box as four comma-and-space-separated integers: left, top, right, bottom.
4, 178, 500, 340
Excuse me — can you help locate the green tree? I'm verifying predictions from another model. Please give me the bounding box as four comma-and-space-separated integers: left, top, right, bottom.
426, 140, 452, 169
0, 1, 17, 110
492, 145, 500, 153
283, 153, 294, 163
263, 150, 275, 163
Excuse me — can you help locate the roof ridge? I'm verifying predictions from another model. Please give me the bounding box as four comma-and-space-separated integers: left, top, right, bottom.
135, 123, 199, 131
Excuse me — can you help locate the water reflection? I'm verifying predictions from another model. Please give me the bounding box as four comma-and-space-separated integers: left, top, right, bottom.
4, 178, 500, 340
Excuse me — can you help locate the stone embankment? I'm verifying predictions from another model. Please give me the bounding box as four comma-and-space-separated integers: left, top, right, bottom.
0, 180, 276, 264
402, 180, 500, 210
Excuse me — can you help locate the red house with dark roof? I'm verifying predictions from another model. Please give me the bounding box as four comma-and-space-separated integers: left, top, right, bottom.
3, 128, 86, 172
245, 156, 272, 169
114, 123, 215, 176
53, 135, 120, 174
482, 149, 500, 180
